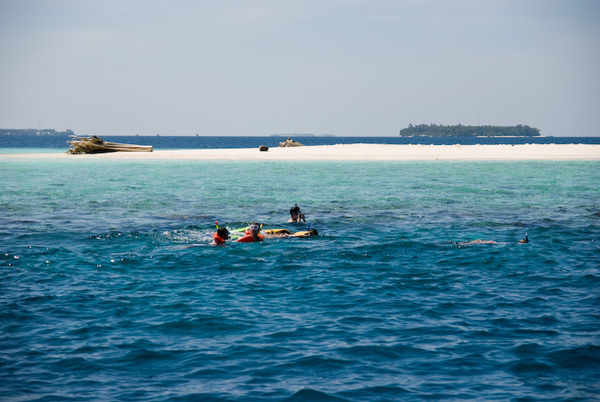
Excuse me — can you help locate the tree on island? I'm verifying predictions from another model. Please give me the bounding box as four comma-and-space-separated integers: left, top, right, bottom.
399, 124, 541, 137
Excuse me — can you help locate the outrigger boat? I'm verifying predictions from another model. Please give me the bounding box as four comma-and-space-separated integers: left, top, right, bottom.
67, 135, 153, 154
278, 138, 305, 147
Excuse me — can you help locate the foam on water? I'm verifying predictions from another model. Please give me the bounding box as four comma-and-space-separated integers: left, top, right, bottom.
1, 159, 599, 400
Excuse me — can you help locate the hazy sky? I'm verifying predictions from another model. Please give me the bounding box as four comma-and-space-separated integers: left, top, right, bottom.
1, 0, 598, 136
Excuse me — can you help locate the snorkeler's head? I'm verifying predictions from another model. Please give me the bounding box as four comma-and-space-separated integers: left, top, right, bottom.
290, 204, 300, 215
248, 223, 260, 235
217, 227, 229, 240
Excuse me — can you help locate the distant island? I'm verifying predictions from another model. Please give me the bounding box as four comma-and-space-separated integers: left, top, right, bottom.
399, 124, 541, 137
0, 128, 74, 136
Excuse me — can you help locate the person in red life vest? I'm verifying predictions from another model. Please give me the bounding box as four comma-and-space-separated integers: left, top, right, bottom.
236, 222, 264, 242
213, 227, 230, 245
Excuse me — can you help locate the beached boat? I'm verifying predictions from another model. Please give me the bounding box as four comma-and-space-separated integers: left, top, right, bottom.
279, 138, 305, 147
67, 136, 153, 154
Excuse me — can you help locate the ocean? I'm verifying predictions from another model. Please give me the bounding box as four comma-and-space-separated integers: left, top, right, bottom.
1, 140, 599, 400
1, 134, 600, 154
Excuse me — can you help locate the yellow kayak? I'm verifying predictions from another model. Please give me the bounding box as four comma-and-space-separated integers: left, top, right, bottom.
263, 228, 318, 237
263, 229, 291, 235
291, 230, 317, 237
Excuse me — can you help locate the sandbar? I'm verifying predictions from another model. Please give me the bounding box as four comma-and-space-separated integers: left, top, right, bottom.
1, 144, 599, 161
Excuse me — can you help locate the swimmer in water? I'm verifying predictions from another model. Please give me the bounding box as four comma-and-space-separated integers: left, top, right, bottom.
236, 222, 264, 242
459, 239, 498, 245
454, 233, 529, 246
213, 226, 230, 245
288, 204, 306, 223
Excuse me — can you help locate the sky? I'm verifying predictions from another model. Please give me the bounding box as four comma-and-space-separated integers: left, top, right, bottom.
1, 0, 599, 136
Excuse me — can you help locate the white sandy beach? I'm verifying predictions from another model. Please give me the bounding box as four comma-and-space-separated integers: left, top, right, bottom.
2, 144, 600, 161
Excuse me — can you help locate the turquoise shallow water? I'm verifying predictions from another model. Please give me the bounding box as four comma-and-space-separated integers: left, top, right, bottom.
1, 159, 599, 401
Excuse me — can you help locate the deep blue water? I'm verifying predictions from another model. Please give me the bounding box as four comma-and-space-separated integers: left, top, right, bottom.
1, 159, 599, 401
1, 135, 599, 153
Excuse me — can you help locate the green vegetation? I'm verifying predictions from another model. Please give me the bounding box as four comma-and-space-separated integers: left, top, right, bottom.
0, 128, 74, 136
399, 124, 541, 137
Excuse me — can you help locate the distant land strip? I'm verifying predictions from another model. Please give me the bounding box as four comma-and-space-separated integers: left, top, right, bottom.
270, 133, 335, 137
400, 124, 541, 137
0, 128, 74, 136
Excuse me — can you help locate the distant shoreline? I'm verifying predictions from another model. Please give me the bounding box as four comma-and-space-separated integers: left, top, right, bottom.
2, 144, 599, 161
0, 133, 556, 138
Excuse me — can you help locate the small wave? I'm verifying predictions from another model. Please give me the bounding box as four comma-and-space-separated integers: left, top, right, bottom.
437, 353, 496, 375
284, 388, 349, 401
165, 392, 235, 401
511, 342, 547, 357
162, 229, 214, 244
150, 316, 252, 336
51, 356, 104, 372
339, 344, 427, 361
184, 368, 230, 379
339, 385, 411, 400
66, 323, 114, 337
87, 232, 121, 240
117, 348, 186, 367
546, 345, 600, 370
507, 358, 555, 375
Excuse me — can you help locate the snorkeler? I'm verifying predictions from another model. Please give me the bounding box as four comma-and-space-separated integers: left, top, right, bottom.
459, 239, 498, 245
288, 203, 306, 223
213, 225, 230, 245
454, 233, 529, 246
236, 222, 264, 242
